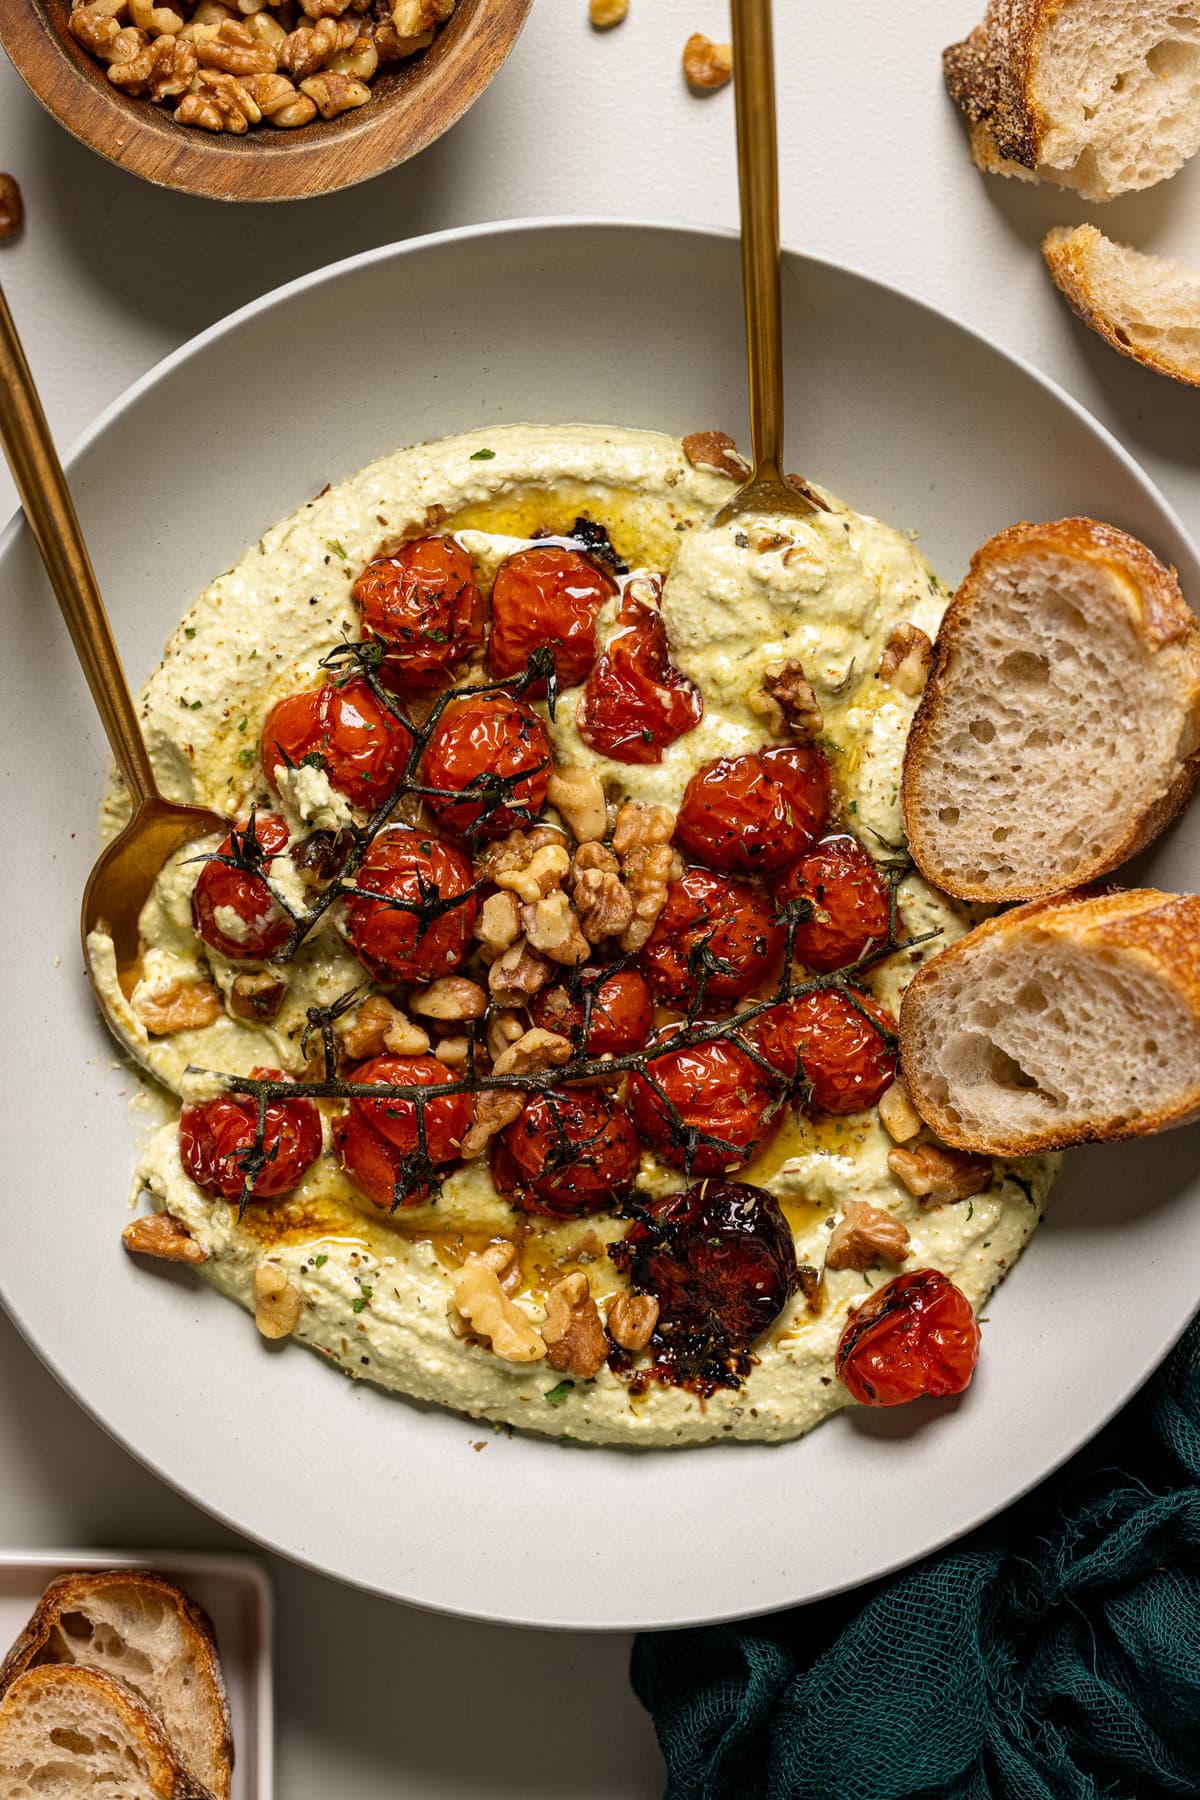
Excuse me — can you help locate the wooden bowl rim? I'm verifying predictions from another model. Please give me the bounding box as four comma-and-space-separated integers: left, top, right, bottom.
0, 0, 533, 202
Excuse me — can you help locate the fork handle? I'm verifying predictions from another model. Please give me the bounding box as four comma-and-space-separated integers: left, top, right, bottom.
0, 282, 158, 808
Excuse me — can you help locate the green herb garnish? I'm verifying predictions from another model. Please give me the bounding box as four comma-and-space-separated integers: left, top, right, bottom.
544, 1380, 574, 1406
314, 1253, 328, 1268
470, 448, 496, 461
326, 538, 347, 559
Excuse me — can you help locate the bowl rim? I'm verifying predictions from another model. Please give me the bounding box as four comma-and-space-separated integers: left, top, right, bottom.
2, 217, 1198, 1632
0, 0, 533, 203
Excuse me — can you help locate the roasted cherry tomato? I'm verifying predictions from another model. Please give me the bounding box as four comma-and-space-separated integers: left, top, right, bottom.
180, 1068, 321, 1203
191, 812, 293, 962
342, 826, 477, 984
530, 965, 653, 1058
780, 834, 892, 972
641, 866, 784, 1006
577, 591, 703, 764
352, 536, 483, 689
627, 1030, 783, 1175
675, 746, 830, 877
610, 1180, 798, 1388
490, 1088, 641, 1218
261, 677, 413, 811
335, 1053, 473, 1210
755, 987, 897, 1114
836, 1268, 981, 1406
420, 692, 551, 840
488, 546, 616, 691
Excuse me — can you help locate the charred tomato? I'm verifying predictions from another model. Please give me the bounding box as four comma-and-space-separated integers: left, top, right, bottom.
755, 987, 897, 1114
335, 1052, 473, 1210
191, 812, 293, 962
626, 1030, 783, 1175
491, 1088, 640, 1218
488, 545, 616, 691
836, 1268, 981, 1406
576, 590, 702, 764
530, 964, 653, 1058
180, 1068, 321, 1203
261, 677, 413, 810
641, 866, 784, 1006
780, 834, 892, 972
352, 535, 483, 689
610, 1180, 798, 1390
342, 826, 477, 983
675, 746, 830, 877
420, 692, 552, 840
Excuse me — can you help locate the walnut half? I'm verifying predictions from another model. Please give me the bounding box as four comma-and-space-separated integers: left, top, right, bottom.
451, 1253, 545, 1363
888, 1143, 993, 1206
543, 1272, 608, 1379
683, 32, 732, 91
748, 660, 823, 742
825, 1198, 910, 1273
122, 1212, 209, 1266
879, 624, 933, 696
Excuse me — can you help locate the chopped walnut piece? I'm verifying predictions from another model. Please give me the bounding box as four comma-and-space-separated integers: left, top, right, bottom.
474, 889, 522, 962
487, 1007, 524, 1063
410, 976, 487, 1022
493, 1027, 573, 1079
279, 15, 356, 75
488, 937, 553, 1007
107, 31, 198, 95
450, 1253, 545, 1362
176, 68, 261, 129
254, 1262, 303, 1339
229, 971, 286, 1023
300, 67, 370, 113
878, 1075, 923, 1143
683, 32, 732, 90
546, 766, 607, 843
478, 1238, 521, 1295
825, 1197, 911, 1273
589, 0, 626, 25
383, 1014, 432, 1055
122, 1212, 209, 1266
433, 1034, 470, 1069
0, 175, 23, 240
128, 0, 184, 31
299, 0, 353, 14
888, 1142, 994, 1206
748, 660, 824, 742
192, 15, 275, 69
521, 891, 591, 966
483, 829, 570, 903
572, 853, 634, 944
459, 1090, 525, 1158
606, 1290, 659, 1352
339, 992, 403, 1060
612, 801, 675, 952
681, 429, 749, 480
543, 1271, 608, 1379
328, 30, 377, 74
68, 0, 126, 60
879, 624, 933, 697
134, 978, 223, 1036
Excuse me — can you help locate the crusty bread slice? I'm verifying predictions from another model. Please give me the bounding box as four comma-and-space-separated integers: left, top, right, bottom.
1044, 224, 1200, 388
902, 519, 1200, 904
0, 1665, 216, 1799
944, 0, 1200, 201
0, 1572, 231, 1800
900, 888, 1200, 1154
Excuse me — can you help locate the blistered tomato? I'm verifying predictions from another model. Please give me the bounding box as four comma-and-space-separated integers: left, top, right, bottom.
352, 536, 483, 689
420, 693, 551, 840
577, 591, 702, 763
180, 1069, 321, 1203
755, 987, 897, 1114
626, 1030, 783, 1175
836, 1268, 981, 1406
342, 826, 477, 983
780, 835, 892, 972
488, 546, 616, 690
675, 746, 830, 877
261, 677, 412, 810
191, 813, 293, 962
491, 1087, 641, 1217
641, 866, 784, 1006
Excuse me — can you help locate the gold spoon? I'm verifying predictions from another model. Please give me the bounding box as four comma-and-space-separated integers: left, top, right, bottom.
718, 0, 825, 524
0, 283, 228, 1000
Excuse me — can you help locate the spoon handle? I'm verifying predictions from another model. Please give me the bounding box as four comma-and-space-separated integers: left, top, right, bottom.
0, 283, 158, 809
731, 0, 784, 483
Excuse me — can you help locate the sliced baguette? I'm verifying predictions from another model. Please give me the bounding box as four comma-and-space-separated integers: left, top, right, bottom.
944, 0, 1200, 201
0, 1665, 216, 1800
1044, 224, 1200, 389
0, 1572, 232, 1800
902, 519, 1200, 904
900, 888, 1200, 1154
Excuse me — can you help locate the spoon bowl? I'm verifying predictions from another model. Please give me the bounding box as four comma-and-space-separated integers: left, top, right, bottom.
0, 284, 229, 1020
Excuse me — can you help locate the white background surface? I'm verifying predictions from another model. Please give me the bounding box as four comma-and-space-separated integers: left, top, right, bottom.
1, 1, 1198, 1793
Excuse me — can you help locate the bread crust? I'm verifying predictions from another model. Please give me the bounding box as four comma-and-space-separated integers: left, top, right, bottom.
1044, 224, 1200, 391
943, 1, 1047, 170
0, 1570, 232, 1800
0, 1665, 218, 1800
902, 517, 1200, 903
899, 888, 1200, 1153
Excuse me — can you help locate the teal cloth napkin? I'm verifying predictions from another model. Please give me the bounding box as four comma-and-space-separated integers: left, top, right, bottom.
632, 1313, 1200, 1800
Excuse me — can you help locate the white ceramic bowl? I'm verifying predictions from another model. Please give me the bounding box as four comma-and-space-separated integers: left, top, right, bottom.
2, 221, 1198, 1631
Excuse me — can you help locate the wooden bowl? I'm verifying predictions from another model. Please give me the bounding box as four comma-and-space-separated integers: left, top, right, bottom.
0, 0, 532, 201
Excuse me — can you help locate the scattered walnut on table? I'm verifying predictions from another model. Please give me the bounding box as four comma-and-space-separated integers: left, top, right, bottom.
122, 1212, 209, 1266
825, 1197, 911, 1273
748, 660, 824, 742
888, 1142, 994, 1206
683, 32, 733, 91
543, 1272, 608, 1379
879, 624, 933, 696
589, 0, 627, 29
0, 176, 24, 242
681, 429, 749, 480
